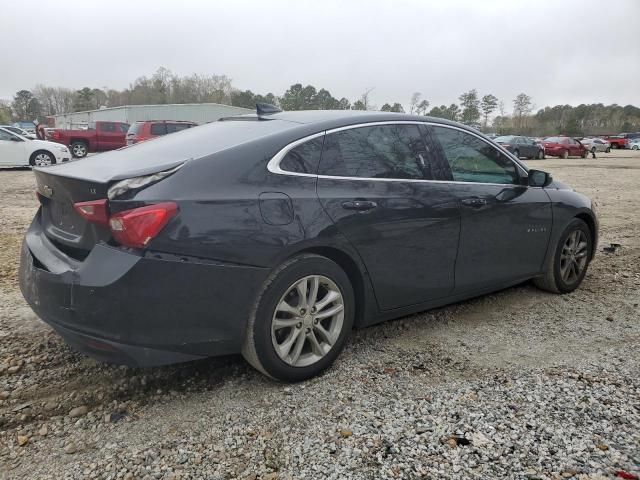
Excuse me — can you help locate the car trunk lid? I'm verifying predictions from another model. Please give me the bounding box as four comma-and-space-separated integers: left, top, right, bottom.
34, 169, 111, 259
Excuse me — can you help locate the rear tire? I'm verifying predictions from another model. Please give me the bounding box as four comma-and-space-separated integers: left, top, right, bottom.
242, 254, 354, 382
537, 149, 545, 160
533, 218, 592, 294
561, 150, 569, 159
70, 141, 88, 158
581, 150, 588, 158
29, 150, 56, 167
605, 147, 611, 153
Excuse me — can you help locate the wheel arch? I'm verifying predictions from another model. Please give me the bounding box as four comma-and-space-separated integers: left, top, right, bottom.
575, 212, 597, 260
29, 149, 55, 166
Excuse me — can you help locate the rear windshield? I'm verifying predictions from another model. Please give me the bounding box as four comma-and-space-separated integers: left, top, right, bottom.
494, 136, 515, 143
544, 137, 565, 143
127, 123, 144, 135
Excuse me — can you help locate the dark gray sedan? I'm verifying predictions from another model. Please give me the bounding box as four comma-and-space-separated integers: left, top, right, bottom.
19, 108, 598, 381
495, 135, 545, 159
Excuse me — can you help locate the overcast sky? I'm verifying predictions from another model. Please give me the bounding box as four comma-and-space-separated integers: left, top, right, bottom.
2, 0, 639, 110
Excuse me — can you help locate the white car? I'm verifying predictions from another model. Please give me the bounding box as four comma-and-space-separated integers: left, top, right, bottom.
629, 138, 640, 150
0, 127, 71, 167
580, 137, 611, 153
0, 125, 37, 139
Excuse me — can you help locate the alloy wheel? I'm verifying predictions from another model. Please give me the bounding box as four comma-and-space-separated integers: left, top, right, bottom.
34, 153, 53, 166
560, 230, 588, 284
72, 144, 87, 157
271, 275, 344, 367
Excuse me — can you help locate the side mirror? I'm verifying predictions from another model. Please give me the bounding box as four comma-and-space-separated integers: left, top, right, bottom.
528, 169, 552, 187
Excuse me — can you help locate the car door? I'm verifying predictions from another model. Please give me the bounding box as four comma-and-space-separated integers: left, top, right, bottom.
428, 124, 552, 292
96, 122, 119, 151
0, 129, 27, 166
568, 138, 581, 156
316, 123, 461, 310
526, 138, 538, 157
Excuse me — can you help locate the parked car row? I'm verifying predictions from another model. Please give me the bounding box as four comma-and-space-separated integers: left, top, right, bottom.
44, 120, 199, 157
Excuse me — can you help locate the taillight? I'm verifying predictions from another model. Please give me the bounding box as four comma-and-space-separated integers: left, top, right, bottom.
109, 202, 178, 249
72, 200, 178, 249
74, 199, 109, 226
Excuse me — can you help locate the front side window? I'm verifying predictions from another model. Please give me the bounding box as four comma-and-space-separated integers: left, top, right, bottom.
99, 122, 116, 132
319, 124, 429, 180
279, 137, 324, 174
0, 130, 15, 141
431, 126, 520, 185
119, 123, 129, 133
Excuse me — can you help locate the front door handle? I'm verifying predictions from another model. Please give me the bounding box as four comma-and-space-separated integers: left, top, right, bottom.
461, 198, 487, 208
342, 200, 378, 211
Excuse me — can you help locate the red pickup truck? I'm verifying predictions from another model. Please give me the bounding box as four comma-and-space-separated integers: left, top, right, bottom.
601, 135, 628, 149
47, 121, 129, 158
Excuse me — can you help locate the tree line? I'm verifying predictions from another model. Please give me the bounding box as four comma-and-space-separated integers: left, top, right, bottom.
2, 67, 639, 136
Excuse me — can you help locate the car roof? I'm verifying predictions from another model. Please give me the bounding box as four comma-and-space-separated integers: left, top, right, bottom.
223, 109, 468, 132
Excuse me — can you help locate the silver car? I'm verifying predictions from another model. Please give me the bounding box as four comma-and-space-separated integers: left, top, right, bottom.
580, 138, 611, 153
629, 138, 640, 150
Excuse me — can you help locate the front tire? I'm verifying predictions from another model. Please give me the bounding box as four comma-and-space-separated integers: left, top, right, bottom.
605, 147, 611, 153
534, 218, 592, 294
633, 145, 639, 151
561, 150, 569, 159
29, 150, 56, 167
242, 254, 354, 382
537, 149, 545, 160
70, 141, 88, 158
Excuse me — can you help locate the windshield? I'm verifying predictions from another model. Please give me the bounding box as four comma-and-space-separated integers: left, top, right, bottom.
544, 137, 564, 143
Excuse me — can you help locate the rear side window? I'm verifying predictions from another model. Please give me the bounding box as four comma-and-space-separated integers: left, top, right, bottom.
150, 123, 167, 135
319, 124, 430, 180
280, 137, 324, 174
431, 126, 519, 185
119, 123, 129, 133
99, 123, 116, 132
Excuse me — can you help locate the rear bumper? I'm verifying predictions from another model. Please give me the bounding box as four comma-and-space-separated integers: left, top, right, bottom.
19, 212, 269, 367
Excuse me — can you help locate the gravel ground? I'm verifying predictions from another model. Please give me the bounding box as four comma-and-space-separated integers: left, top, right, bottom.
1, 151, 639, 480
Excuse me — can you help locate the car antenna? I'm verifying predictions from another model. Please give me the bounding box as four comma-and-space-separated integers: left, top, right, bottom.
256, 103, 282, 116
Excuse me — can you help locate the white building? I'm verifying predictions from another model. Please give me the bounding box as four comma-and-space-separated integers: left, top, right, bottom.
47, 103, 253, 129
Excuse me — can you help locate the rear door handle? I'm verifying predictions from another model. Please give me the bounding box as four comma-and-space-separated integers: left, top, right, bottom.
341, 200, 378, 211
461, 198, 487, 208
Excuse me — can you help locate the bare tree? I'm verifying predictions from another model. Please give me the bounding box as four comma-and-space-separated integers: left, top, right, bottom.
409, 92, 421, 114
513, 93, 533, 131
359, 87, 375, 110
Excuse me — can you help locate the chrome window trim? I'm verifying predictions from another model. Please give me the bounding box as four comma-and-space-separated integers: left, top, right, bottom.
266, 131, 325, 178
266, 120, 529, 185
